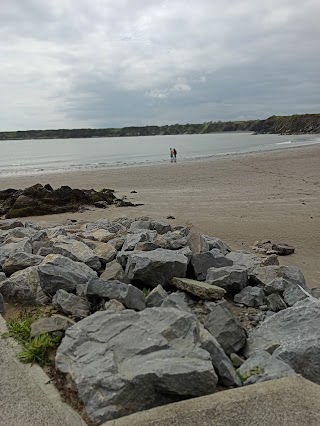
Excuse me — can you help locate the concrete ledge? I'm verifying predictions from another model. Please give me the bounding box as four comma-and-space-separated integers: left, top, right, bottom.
0, 314, 87, 426
102, 376, 320, 426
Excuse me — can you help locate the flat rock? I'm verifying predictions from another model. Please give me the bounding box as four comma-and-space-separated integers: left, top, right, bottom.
125, 249, 188, 288
30, 315, 75, 337
226, 251, 261, 271
172, 277, 226, 300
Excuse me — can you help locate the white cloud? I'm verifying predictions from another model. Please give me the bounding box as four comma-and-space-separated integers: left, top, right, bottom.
0, 0, 319, 130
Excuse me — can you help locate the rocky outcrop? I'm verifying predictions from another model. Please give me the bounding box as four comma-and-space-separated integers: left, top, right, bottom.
0, 184, 140, 218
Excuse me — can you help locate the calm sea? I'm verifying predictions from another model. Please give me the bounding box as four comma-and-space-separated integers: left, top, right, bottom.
0, 132, 319, 177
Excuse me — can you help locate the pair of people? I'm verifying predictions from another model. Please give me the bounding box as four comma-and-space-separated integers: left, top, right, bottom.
170, 148, 177, 162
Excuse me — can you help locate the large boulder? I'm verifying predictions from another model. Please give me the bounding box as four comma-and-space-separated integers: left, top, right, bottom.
172, 277, 226, 300
190, 250, 233, 281
245, 298, 320, 384
56, 308, 219, 423
237, 350, 296, 385
86, 278, 146, 311
38, 254, 97, 295
0, 266, 40, 304
52, 236, 101, 271
2, 252, 43, 276
202, 301, 247, 355
125, 249, 188, 288
206, 265, 248, 295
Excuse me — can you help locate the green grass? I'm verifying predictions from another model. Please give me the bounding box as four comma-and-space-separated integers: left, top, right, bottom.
236, 367, 264, 384
143, 288, 151, 297
3, 313, 62, 366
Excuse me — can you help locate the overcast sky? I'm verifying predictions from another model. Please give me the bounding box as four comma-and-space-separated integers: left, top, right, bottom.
1, 0, 319, 131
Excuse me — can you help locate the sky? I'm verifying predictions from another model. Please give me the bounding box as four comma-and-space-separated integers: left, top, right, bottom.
1, 0, 320, 131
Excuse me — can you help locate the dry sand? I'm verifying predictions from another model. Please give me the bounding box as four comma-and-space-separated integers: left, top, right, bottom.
1, 144, 319, 287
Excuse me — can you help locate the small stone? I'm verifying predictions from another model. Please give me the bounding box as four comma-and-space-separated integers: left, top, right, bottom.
104, 299, 126, 312
272, 243, 295, 256
260, 254, 279, 266
230, 352, 245, 368
267, 293, 287, 312
52, 289, 90, 318
234, 286, 265, 308
145, 285, 168, 307
30, 315, 75, 337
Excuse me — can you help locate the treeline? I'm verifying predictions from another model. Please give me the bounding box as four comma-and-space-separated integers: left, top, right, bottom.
0, 114, 319, 140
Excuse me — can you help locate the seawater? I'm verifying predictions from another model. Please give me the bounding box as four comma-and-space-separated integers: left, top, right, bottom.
0, 132, 319, 177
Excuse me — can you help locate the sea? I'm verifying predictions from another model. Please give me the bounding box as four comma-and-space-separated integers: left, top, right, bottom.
0, 132, 319, 177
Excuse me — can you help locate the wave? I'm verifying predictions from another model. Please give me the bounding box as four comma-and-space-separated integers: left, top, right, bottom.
276, 141, 292, 145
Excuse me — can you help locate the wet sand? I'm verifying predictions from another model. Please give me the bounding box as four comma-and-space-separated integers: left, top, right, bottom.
1, 144, 319, 288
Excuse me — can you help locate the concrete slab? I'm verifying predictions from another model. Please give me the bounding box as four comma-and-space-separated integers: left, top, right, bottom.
102, 376, 320, 426
0, 315, 87, 426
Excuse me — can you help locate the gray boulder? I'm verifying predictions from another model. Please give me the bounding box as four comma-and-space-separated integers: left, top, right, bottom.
172, 277, 226, 300
237, 350, 296, 385
150, 219, 172, 234
2, 252, 43, 276
191, 250, 233, 281
86, 278, 145, 311
199, 325, 242, 387
0, 237, 32, 267
203, 236, 231, 255
125, 249, 188, 288
30, 315, 75, 337
234, 286, 265, 307
0, 266, 40, 304
226, 250, 261, 271
161, 292, 192, 312
154, 231, 188, 250
145, 285, 168, 307
267, 293, 287, 312
100, 260, 125, 281
0, 272, 6, 282
206, 265, 248, 294
52, 289, 90, 318
38, 254, 97, 295
245, 298, 320, 384
92, 242, 117, 265
122, 231, 156, 251
56, 308, 219, 423
0, 219, 24, 230
186, 231, 209, 254
129, 219, 152, 231
202, 302, 247, 355
52, 236, 101, 271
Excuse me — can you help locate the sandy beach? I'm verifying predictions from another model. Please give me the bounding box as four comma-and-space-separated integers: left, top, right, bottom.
1, 144, 319, 288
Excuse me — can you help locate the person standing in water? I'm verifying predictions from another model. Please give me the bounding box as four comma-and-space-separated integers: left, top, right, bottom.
170, 148, 173, 162
173, 148, 177, 162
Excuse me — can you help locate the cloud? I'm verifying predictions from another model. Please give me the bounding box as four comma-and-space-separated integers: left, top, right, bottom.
0, 0, 319, 130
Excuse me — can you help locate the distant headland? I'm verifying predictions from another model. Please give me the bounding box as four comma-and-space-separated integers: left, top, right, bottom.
1, 113, 319, 140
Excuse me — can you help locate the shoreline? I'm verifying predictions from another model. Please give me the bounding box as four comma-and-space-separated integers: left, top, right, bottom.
0, 136, 319, 179
1, 144, 319, 288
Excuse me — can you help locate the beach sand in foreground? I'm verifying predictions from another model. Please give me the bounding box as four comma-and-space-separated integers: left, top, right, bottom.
1, 145, 319, 287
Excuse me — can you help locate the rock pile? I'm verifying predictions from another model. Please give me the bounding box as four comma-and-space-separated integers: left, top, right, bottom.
0, 183, 141, 218
0, 216, 318, 424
